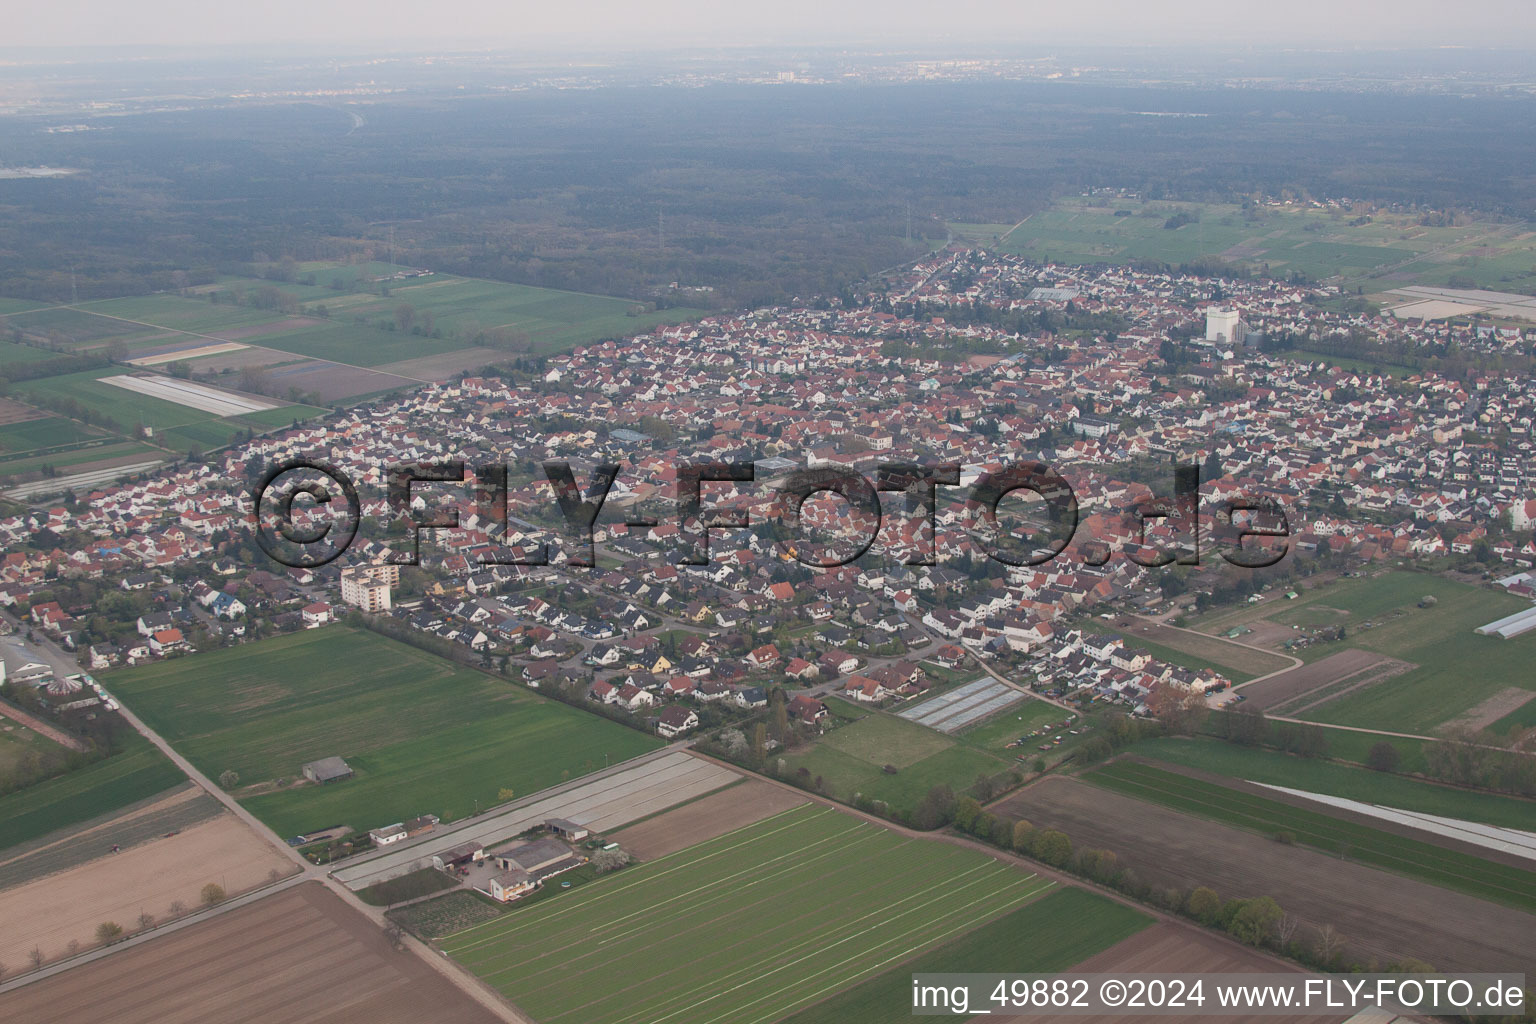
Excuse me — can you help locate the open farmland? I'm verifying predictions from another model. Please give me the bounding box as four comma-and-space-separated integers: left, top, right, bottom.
443, 803, 1055, 1024
779, 710, 1015, 814
0, 883, 502, 1024
994, 776, 1536, 974
1003, 920, 1351, 1024
0, 788, 218, 891
0, 732, 187, 855
272, 261, 706, 357
0, 803, 298, 969
0, 398, 161, 489
103, 627, 663, 838
1232, 649, 1411, 713
1117, 617, 1292, 680
605, 777, 808, 860
1126, 736, 1536, 829
955, 197, 1532, 290
14, 365, 323, 456
779, 886, 1151, 1024
1192, 571, 1536, 734
955, 696, 1073, 757
1085, 760, 1536, 912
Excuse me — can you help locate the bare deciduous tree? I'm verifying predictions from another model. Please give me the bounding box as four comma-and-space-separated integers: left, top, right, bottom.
28, 948, 44, 970
200, 883, 226, 906
1313, 924, 1345, 965
168, 900, 187, 918
383, 921, 405, 951
137, 912, 155, 931
1277, 914, 1299, 947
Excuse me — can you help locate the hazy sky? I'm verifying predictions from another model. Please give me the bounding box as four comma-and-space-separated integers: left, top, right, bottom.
8, 0, 1536, 51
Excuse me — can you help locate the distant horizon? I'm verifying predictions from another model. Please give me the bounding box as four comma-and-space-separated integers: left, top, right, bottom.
6, 0, 1536, 54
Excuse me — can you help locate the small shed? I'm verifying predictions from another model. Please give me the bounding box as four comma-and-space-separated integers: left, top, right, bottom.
545, 818, 590, 842
432, 841, 485, 871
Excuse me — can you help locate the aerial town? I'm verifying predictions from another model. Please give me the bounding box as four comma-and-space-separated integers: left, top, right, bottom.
3, 246, 1536, 1021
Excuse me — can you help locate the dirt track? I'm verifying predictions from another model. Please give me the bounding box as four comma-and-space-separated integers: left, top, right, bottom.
0, 882, 501, 1024
993, 776, 1536, 975
0, 810, 297, 967
608, 780, 808, 860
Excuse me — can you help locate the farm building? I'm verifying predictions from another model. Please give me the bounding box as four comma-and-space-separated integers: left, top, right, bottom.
545, 818, 590, 841
301, 756, 354, 784
490, 837, 583, 877
369, 823, 409, 846
431, 841, 485, 871
405, 814, 440, 837
488, 867, 536, 902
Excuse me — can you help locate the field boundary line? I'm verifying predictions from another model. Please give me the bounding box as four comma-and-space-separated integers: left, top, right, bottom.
449, 810, 867, 954
592, 866, 1048, 1024
490, 832, 973, 998
445, 804, 840, 943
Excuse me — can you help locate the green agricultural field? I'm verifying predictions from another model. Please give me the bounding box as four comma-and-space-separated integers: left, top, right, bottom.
0, 415, 106, 454
0, 732, 187, 854
1286, 575, 1535, 733
103, 627, 662, 837
0, 340, 63, 365
73, 295, 284, 336
1193, 571, 1536, 733
229, 321, 458, 367
780, 711, 1014, 813
961, 199, 1525, 289
1128, 635, 1256, 684
0, 440, 161, 481
1127, 737, 1536, 831
1283, 726, 1430, 776
956, 697, 1074, 757
781, 886, 1151, 1024
213, 261, 706, 358
0, 298, 44, 315
1, 306, 153, 348
15, 367, 324, 456
442, 803, 1056, 1024
1087, 760, 1536, 913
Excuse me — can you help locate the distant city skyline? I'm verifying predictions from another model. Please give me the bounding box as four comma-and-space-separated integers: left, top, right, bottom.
7, 0, 1536, 53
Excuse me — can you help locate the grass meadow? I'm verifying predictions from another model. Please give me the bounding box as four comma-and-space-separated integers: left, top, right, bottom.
779, 711, 1014, 813
103, 627, 661, 837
